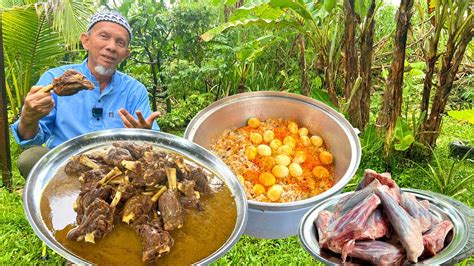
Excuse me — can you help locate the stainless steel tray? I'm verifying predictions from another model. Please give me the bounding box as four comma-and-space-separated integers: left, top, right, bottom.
23, 129, 248, 265
298, 188, 469, 265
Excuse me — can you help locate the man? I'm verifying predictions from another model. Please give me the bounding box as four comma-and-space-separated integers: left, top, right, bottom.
11, 11, 161, 177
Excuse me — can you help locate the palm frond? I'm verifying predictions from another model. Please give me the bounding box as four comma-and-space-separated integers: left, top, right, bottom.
3, 5, 64, 101
47, 0, 97, 49
0, 0, 28, 8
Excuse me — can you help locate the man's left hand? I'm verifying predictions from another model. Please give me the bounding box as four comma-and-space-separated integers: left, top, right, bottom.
119, 108, 161, 129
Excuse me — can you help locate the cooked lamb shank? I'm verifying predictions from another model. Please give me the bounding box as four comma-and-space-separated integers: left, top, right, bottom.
113, 142, 153, 160
135, 218, 174, 263
40, 69, 94, 96
121, 187, 167, 226
178, 179, 203, 210
188, 167, 213, 195
64, 142, 217, 262
67, 198, 116, 243
159, 168, 185, 231
105, 147, 134, 167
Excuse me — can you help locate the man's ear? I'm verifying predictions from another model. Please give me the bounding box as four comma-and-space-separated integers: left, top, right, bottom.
81, 33, 90, 50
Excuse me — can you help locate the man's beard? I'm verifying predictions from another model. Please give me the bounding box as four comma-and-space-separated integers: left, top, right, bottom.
94, 65, 115, 76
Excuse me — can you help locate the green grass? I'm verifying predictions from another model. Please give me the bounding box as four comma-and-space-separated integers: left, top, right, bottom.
0, 116, 472, 264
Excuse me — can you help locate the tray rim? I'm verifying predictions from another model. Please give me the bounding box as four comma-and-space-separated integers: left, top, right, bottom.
298, 188, 470, 265
23, 128, 248, 265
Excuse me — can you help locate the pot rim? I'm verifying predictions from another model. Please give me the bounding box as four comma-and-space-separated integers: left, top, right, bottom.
184, 91, 362, 209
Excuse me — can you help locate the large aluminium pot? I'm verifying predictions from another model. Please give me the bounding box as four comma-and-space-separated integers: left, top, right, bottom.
184, 91, 361, 239
23, 129, 248, 265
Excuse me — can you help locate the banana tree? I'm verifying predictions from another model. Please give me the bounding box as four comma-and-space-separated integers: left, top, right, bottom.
1, 0, 96, 120
202, 0, 344, 100
417, 0, 473, 147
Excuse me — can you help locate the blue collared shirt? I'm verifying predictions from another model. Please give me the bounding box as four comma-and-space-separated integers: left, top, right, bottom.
11, 59, 159, 148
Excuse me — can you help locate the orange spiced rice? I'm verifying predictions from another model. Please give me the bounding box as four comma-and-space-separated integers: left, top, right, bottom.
210, 117, 335, 203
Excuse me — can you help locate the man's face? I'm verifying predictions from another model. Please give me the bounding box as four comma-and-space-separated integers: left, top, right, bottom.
81, 21, 130, 75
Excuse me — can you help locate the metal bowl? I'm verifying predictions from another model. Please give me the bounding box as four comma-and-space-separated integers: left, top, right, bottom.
23, 129, 248, 265
184, 91, 361, 238
298, 188, 469, 265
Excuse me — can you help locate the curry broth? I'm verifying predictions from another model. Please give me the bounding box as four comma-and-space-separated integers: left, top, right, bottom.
40, 163, 237, 265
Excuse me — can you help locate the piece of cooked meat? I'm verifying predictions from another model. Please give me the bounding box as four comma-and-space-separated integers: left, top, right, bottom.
67, 198, 115, 243
75, 186, 111, 224
188, 167, 213, 195
178, 179, 202, 210
113, 142, 153, 160
135, 218, 174, 263
41, 69, 94, 96
122, 194, 157, 225
105, 147, 134, 167
158, 168, 185, 231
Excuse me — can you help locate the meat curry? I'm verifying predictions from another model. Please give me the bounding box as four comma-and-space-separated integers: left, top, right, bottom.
40, 142, 237, 265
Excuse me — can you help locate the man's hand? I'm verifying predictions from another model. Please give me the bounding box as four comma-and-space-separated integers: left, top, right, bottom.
18, 86, 55, 140
119, 108, 161, 129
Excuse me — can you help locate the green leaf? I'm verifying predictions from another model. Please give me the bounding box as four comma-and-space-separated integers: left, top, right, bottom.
381, 67, 389, 79
448, 174, 474, 197
361, 124, 378, 149
394, 135, 414, 151
394, 119, 411, 140
231, 3, 285, 21
313, 76, 322, 89
409, 61, 425, 70
447, 110, 474, 124
409, 68, 425, 77
269, 0, 315, 22
311, 88, 338, 110
201, 18, 295, 42
324, 0, 336, 12
393, 119, 414, 151
354, 0, 368, 18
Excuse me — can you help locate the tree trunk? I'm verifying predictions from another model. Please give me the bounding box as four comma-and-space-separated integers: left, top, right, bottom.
376, 0, 414, 135
224, 0, 244, 22
224, 6, 230, 22
155, 51, 171, 113
319, 49, 339, 107
298, 34, 309, 96
420, 3, 445, 121
145, 47, 159, 112
326, 66, 339, 107
417, 26, 473, 147
343, 0, 358, 100
427, 0, 435, 26
353, 0, 376, 130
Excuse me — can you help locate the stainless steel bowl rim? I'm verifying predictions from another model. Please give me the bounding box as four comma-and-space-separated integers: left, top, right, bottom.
298, 188, 470, 265
23, 129, 248, 265
184, 91, 362, 210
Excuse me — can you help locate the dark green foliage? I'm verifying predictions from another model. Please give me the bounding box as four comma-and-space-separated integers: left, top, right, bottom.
157, 93, 214, 132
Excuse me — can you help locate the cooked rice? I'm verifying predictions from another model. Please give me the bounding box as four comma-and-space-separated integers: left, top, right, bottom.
210, 118, 335, 203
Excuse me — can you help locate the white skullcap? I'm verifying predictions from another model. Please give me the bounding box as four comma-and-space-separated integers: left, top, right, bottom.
87, 11, 132, 40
